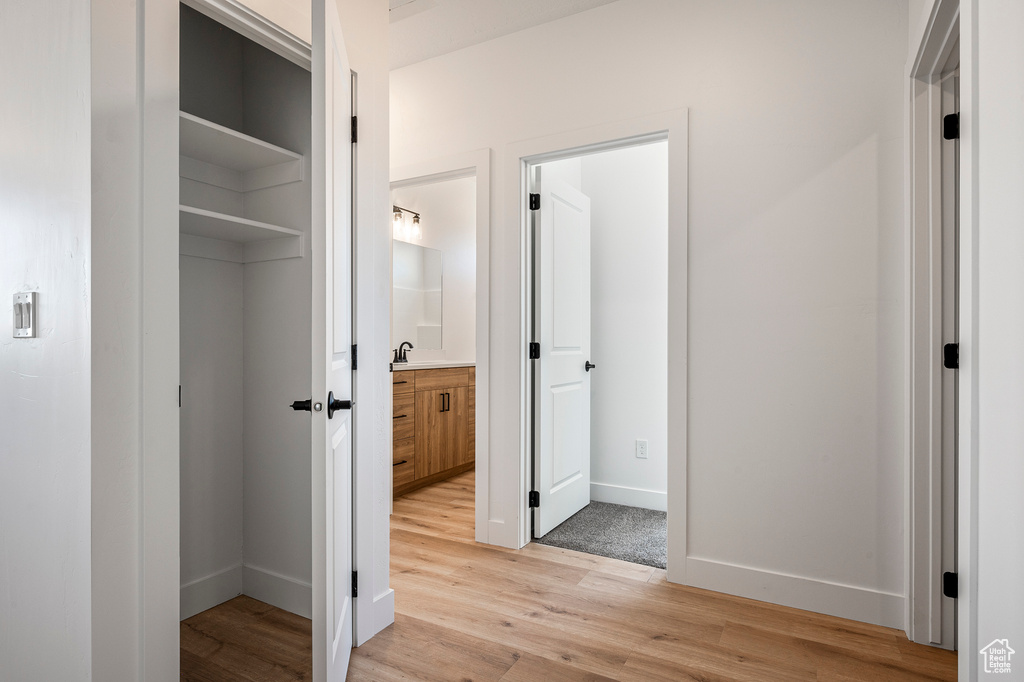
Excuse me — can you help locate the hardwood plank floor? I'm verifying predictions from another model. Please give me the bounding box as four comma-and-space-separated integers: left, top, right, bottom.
351, 469, 957, 681
181, 595, 312, 682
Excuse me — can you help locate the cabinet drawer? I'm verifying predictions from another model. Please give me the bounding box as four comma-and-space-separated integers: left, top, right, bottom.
393, 392, 415, 441
392, 371, 415, 395
391, 450, 415, 489
414, 366, 475, 391
393, 436, 415, 465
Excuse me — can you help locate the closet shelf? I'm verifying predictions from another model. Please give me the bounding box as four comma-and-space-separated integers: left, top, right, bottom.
179, 112, 303, 192
179, 205, 302, 243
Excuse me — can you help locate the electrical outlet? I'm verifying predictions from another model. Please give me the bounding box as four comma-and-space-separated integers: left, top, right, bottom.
636, 439, 648, 459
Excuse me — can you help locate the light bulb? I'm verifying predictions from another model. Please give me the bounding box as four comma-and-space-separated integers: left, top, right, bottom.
393, 209, 403, 238
412, 215, 422, 239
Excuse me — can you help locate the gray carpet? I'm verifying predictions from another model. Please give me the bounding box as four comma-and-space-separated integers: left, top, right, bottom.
534, 501, 667, 569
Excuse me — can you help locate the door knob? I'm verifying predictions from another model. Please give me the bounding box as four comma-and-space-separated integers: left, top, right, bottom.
327, 390, 353, 419
290, 399, 312, 412
585, 361, 596, 372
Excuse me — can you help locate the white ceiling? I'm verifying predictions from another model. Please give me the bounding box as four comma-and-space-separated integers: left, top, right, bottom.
389, 0, 621, 69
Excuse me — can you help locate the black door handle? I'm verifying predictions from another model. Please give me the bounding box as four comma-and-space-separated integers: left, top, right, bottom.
291, 399, 312, 411
327, 391, 353, 419
585, 361, 596, 372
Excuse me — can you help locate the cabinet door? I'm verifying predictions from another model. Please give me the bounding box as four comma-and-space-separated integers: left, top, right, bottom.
449, 386, 471, 467
415, 389, 447, 478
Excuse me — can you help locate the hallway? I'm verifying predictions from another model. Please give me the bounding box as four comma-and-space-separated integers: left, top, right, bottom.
349, 471, 957, 680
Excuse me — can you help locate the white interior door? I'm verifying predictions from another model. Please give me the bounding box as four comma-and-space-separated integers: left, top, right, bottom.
534, 169, 593, 538
313, 0, 353, 679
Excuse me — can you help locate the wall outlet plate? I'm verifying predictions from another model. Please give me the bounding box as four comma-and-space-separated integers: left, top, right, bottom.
13, 292, 37, 338
636, 438, 649, 459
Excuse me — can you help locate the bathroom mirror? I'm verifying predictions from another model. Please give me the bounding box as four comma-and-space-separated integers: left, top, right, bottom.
393, 240, 443, 350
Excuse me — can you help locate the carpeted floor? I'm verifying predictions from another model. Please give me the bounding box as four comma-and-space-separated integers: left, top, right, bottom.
534, 501, 667, 569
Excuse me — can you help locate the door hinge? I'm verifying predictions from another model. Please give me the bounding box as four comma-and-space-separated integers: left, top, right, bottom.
942, 571, 958, 599
352, 344, 358, 370
943, 113, 959, 140
351, 115, 358, 143
529, 193, 540, 211
529, 342, 540, 360
528, 491, 540, 508
943, 343, 959, 370
179, 385, 182, 408
352, 571, 358, 598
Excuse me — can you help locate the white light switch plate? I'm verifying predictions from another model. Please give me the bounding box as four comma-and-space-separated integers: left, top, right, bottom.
13, 292, 37, 338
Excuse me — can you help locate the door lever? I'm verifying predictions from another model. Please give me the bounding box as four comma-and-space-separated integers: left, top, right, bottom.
585, 361, 596, 372
327, 390, 353, 419
290, 399, 324, 413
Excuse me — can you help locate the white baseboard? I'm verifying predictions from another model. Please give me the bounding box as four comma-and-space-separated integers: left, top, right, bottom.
243, 564, 312, 619
180, 563, 244, 620
590, 482, 667, 512
684, 557, 905, 629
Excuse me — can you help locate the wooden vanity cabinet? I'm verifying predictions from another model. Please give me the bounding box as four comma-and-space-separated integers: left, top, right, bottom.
393, 366, 475, 497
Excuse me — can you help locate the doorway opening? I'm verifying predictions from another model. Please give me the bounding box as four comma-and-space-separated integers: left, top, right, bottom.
176, 3, 322, 677
527, 140, 669, 570
387, 150, 490, 544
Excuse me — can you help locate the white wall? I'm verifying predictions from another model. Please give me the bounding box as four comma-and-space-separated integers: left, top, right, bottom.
392, 0, 908, 626
392, 176, 477, 364
972, 0, 1024, 676
179, 257, 245, 614
0, 0, 93, 679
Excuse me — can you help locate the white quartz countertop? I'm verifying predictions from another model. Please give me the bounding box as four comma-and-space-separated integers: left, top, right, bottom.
392, 361, 475, 371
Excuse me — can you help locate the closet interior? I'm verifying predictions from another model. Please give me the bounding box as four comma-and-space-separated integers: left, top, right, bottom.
178, 4, 314, 621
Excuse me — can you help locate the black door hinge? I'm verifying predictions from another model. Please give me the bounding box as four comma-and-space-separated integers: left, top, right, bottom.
529, 193, 540, 210
352, 344, 358, 370
943, 343, 959, 370
942, 571, 958, 599
352, 571, 358, 598
351, 115, 358, 143
943, 113, 959, 140
529, 342, 540, 360
528, 491, 540, 508
179, 385, 182, 408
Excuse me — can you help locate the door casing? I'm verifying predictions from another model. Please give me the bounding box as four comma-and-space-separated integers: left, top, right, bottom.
906, 0, 961, 652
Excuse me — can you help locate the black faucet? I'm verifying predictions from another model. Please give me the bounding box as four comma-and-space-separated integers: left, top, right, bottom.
397, 341, 414, 363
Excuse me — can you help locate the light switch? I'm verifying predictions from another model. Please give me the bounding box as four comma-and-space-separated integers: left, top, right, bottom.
13, 292, 37, 338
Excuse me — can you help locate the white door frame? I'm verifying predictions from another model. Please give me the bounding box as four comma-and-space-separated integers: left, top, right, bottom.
390, 149, 491, 540
501, 111, 688, 575
905, 0, 962, 652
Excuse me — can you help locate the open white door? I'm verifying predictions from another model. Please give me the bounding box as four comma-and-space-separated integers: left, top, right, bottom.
533, 170, 593, 538
313, 0, 353, 679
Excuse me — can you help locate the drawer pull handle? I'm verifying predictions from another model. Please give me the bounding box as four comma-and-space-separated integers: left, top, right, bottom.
393, 414, 408, 419
394, 380, 408, 384
393, 460, 408, 466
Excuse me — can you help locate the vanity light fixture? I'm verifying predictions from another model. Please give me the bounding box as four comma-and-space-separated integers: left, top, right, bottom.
393, 207, 404, 238
392, 205, 422, 241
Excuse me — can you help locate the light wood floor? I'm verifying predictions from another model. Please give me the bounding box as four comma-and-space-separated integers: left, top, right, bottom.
181, 595, 312, 681
180, 470, 957, 681
351, 469, 957, 681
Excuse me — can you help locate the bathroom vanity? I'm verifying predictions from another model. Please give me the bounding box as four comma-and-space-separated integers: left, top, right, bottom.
392, 363, 475, 497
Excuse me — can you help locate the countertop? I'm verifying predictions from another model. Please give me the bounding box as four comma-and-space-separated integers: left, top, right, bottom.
392, 361, 475, 371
